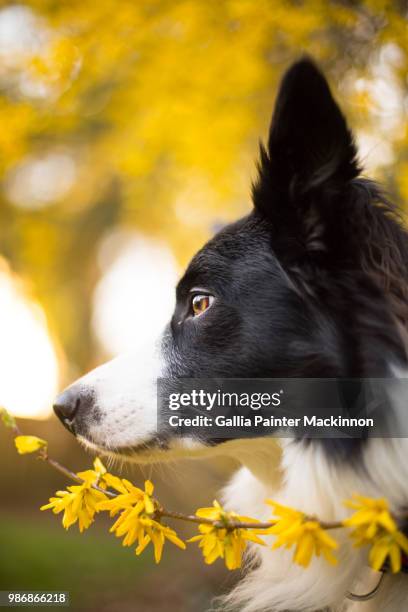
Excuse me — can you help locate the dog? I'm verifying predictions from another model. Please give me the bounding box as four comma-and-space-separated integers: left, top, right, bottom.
54, 58, 408, 611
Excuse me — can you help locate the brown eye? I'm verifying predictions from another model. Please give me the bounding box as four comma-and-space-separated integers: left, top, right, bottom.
191, 294, 214, 317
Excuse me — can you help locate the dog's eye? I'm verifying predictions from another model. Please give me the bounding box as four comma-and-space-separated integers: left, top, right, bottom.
191, 294, 214, 317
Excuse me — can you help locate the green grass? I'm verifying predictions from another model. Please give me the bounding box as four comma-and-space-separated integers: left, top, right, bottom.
0, 513, 150, 609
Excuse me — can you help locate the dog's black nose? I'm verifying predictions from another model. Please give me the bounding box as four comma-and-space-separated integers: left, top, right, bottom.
53, 388, 81, 433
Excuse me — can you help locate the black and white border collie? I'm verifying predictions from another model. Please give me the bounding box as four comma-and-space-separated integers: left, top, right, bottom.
54, 59, 408, 611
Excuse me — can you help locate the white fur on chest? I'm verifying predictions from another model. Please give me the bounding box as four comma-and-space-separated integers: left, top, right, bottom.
221, 438, 408, 612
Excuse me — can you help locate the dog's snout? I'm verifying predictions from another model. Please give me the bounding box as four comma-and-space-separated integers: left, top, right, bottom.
53, 386, 93, 434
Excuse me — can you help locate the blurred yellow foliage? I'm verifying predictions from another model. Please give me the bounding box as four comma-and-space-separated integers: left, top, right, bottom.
0, 0, 406, 372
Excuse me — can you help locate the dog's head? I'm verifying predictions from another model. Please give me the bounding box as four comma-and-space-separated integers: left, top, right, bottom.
54, 58, 408, 461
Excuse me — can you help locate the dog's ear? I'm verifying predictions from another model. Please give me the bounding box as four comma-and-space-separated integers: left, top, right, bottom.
253, 58, 360, 261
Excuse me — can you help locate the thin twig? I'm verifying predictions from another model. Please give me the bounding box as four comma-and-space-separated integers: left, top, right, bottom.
39, 451, 117, 498
158, 508, 343, 530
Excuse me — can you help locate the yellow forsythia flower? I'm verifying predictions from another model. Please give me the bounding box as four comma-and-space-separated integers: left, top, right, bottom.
98, 477, 156, 513
369, 531, 408, 573
343, 495, 397, 541
40, 458, 108, 532
92, 457, 106, 476
188, 500, 265, 570
75, 456, 107, 485
266, 501, 338, 568
344, 495, 408, 573
14, 435, 47, 454
98, 478, 185, 562
112, 512, 185, 563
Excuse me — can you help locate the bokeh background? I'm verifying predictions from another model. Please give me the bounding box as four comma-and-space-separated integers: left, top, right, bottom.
0, 1, 407, 610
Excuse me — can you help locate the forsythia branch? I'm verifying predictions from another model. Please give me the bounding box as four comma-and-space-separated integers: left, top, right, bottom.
2, 407, 408, 574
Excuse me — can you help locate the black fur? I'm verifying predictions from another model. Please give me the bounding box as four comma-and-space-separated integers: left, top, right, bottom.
161, 59, 408, 457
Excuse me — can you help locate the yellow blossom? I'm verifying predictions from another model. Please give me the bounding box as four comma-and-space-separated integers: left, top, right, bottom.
92, 457, 107, 476
98, 479, 185, 562
98, 478, 155, 514
111, 510, 185, 563
343, 495, 408, 574
266, 501, 338, 567
369, 530, 408, 573
40, 458, 108, 532
188, 500, 265, 570
14, 435, 47, 455
76, 456, 108, 486
343, 495, 397, 542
